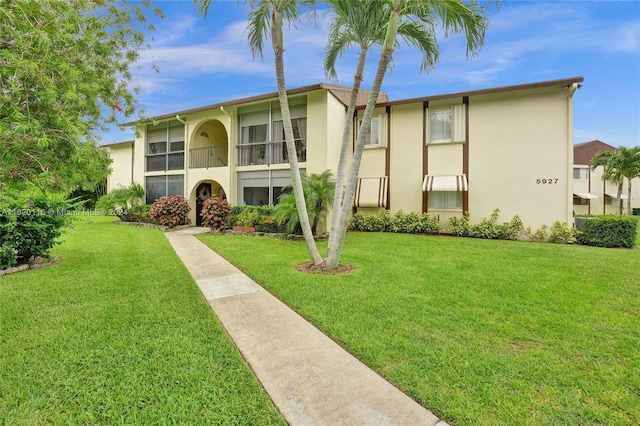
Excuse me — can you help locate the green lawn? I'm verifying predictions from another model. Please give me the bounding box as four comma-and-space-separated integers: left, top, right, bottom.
0, 217, 284, 425
198, 231, 640, 426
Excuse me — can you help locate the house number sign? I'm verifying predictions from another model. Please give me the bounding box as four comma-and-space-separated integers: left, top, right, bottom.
536, 178, 559, 184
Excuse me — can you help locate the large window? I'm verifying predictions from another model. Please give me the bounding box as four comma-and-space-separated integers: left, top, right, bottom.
429, 191, 462, 209
238, 170, 295, 206
146, 121, 185, 172
428, 105, 465, 144
573, 196, 589, 206
573, 167, 589, 180
145, 175, 184, 204
237, 99, 307, 166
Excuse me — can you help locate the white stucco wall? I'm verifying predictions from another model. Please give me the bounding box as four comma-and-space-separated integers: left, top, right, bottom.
105, 142, 133, 192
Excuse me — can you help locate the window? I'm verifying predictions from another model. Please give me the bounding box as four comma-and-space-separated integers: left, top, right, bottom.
573, 196, 589, 206
573, 168, 588, 180
237, 99, 307, 166
428, 105, 465, 144
605, 195, 617, 206
238, 170, 295, 206
429, 191, 462, 209
145, 175, 184, 204
146, 122, 185, 172
359, 117, 381, 146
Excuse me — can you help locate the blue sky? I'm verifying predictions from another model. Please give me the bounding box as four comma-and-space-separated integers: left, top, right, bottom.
101, 0, 640, 148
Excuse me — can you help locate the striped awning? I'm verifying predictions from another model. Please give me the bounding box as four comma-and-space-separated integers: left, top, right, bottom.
605, 192, 628, 200
354, 177, 388, 208
573, 192, 599, 200
422, 175, 468, 192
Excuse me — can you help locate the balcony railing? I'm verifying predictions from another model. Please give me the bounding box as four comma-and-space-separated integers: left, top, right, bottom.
146, 152, 185, 172
237, 139, 306, 166
189, 146, 227, 169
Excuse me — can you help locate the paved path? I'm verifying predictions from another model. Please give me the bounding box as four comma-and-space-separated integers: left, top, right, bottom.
166, 227, 448, 426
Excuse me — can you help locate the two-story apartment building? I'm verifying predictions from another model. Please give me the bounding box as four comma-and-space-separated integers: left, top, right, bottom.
572, 140, 639, 216
105, 76, 585, 230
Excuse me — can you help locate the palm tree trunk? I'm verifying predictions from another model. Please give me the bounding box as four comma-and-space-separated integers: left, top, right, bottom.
325, 7, 401, 268
272, 10, 323, 265
627, 179, 633, 216
617, 181, 623, 215
326, 47, 367, 261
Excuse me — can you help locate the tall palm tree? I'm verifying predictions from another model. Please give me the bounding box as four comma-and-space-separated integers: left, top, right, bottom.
324, 0, 439, 264
324, 0, 490, 268
591, 146, 640, 216
196, 0, 323, 264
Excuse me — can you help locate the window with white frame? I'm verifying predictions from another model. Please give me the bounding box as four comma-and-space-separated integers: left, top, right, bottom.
573, 167, 589, 180
359, 116, 382, 147
428, 191, 462, 209
428, 105, 465, 144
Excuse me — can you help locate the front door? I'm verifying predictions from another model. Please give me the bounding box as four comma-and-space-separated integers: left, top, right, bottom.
195, 183, 212, 226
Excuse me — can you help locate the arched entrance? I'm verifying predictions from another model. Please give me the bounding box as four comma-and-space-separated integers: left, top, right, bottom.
192, 180, 226, 226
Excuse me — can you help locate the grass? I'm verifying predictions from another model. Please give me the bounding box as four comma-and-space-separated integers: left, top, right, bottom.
0, 216, 284, 425
197, 231, 640, 426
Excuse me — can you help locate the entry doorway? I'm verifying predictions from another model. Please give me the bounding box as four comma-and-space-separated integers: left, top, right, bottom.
195, 182, 212, 226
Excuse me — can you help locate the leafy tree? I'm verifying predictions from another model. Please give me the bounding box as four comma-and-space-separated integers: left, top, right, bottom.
324, 0, 490, 268
591, 146, 640, 216
275, 170, 335, 235
0, 0, 162, 193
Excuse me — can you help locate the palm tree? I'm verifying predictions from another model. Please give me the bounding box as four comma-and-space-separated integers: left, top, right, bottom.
275, 170, 335, 235
324, 0, 490, 268
591, 146, 640, 215
324, 0, 439, 265
196, 0, 323, 264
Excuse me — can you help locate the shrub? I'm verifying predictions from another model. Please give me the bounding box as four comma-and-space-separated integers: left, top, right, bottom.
549, 221, 576, 244
470, 209, 502, 239
419, 213, 442, 235
150, 195, 190, 228
390, 210, 421, 234
576, 215, 637, 248
0, 192, 69, 268
497, 214, 524, 240
448, 211, 471, 237
95, 183, 144, 214
349, 209, 391, 232
633, 208, 640, 216
227, 205, 288, 234
524, 225, 549, 242
200, 197, 230, 231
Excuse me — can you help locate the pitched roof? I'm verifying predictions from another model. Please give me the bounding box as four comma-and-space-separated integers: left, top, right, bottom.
122, 83, 387, 126
574, 140, 617, 165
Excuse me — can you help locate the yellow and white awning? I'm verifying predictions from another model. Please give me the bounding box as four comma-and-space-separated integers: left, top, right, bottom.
422, 175, 468, 192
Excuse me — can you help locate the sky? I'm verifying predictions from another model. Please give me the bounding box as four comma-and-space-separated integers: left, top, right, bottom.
100, 0, 640, 148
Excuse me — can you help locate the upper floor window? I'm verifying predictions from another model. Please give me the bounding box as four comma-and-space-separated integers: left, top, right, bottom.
237, 98, 307, 166
573, 167, 589, 180
357, 115, 384, 147
146, 121, 185, 172
428, 104, 465, 144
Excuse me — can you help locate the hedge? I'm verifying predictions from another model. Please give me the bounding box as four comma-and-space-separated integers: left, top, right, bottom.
576, 215, 637, 248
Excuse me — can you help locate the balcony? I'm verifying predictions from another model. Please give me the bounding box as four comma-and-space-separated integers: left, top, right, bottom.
237, 139, 306, 166
189, 146, 228, 169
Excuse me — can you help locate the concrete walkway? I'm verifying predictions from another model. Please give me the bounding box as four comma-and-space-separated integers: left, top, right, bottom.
165, 227, 448, 426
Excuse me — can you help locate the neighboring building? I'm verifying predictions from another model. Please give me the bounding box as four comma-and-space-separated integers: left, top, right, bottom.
573, 140, 639, 215
103, 140, 134, 192
106, 77, 584, 230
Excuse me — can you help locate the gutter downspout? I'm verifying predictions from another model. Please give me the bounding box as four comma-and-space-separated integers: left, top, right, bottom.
566, 83, 580, 226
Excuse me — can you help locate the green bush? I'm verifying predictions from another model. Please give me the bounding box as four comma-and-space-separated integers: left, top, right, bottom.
149, 195, 190, 228
419, 213, 442, 235
349, 209, 391, 232
227, 205, 288, 233
576, 215, 637, 248
388, 210, 441, 234
0, 192, 69, 268
200, 197, 230, 231
549, 221, 576, 244
633, 208, 640, 216
448, 211, 471, 237
524, 225, 549, 242
95, 183, 144, 214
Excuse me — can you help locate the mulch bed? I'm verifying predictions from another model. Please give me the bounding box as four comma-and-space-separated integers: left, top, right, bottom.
295, 261, 355, 275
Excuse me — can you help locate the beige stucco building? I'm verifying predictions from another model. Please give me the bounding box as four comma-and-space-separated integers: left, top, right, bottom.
105, 77, 592, 230
572, 140, 639, 216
